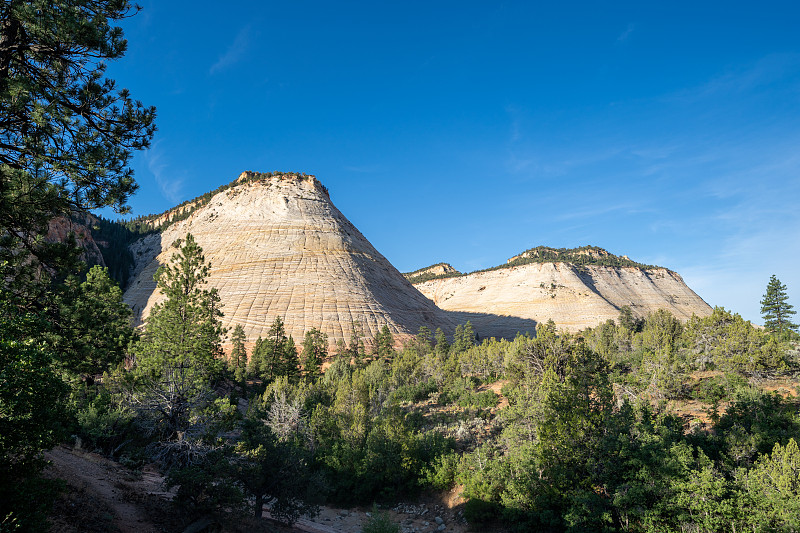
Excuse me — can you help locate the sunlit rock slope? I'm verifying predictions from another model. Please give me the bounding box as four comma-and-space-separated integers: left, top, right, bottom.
123, 172, 455, 348
414, 260, 712, 335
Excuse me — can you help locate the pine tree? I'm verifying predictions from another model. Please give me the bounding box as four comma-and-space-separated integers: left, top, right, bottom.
348, 322, 367, 365
248, 336, 265, 378
434, 327, 450, 356
229, 324, 248, 384
301, 327, 327, 380
55, 265, 134, 376
282, 335, 300, 383
415, 326, 433, 356
0, 1, 156, 278
761, 275, 798, 338
129, 234, 226, 439
373, 325, 395, 360
265, 317, 287, 381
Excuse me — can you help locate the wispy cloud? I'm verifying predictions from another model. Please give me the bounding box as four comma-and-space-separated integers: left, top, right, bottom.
555, 202, 648, 222
145, 141, 185, 204
667, 53, 800, 103
505, 104, 525, 143
210, 26, 253, 75
616, 23, 636, 43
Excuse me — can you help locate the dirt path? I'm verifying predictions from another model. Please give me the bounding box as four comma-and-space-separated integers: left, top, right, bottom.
46, 446, 166, 533
45, 446, 470, 533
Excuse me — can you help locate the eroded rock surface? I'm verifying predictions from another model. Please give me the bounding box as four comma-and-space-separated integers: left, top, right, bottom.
123, 173, 454, 348
415, 262, 712, 335
47, 214, 106, 267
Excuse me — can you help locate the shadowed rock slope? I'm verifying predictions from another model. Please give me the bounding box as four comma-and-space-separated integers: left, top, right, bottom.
414, 258, 712, 335
123, 172, 455, 348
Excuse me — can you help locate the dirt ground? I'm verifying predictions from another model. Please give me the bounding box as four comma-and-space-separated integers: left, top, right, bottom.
44, 446, 472, 533
45, 446, 169, 533
287, 497, 469, 533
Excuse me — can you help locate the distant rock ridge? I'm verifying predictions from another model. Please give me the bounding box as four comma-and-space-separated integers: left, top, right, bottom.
414, 260, 712, 335
122, 172, 455, 349
403, 263, 461, 284
47, 213, 106, 268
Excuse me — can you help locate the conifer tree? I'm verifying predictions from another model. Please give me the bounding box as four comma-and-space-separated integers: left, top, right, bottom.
373, 324, 395, 360
248, 336, 264, 378
262, 316, 288, 382
282, 335, 300, 383
0, 1, 156, 277
301, 327, 327, 380
129, 234, 225, 438
229, 324, 248, 384
415, 326, 433, 356
434, 327, 450, 356
761, 275, 798, 338
450, 321, 476, 354
55, 265, 134, 376
348, 322, 367, 365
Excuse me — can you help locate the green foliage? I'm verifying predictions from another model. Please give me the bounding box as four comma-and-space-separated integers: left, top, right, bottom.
687, 372, 749, 404
0, 0, 155, 280
711, 389, 800, 469
373, 324, 395, 359
229, 324, 247, 384
128, 234, 226, 440
54, 265, 135, 376
683, 307, 786, 376
619, 305, 644, 332
132, 234, 225, 378
71, 388, 135, 457
248, 317, 300, 384
90, 214, 156, 287
451, 321, 476, 354
421, 452, 460, 491
235, 414, 322, 523
0, 299, 70, 531
389, 379, 438, 403
439, 377, 498, 408
402, 263, 463, 285
360, 506, 400, 533
738, 438, 800, 531
761, 274, 798, 339
301, 327, 327, 380
164, 446, 245, 522
0, 6, 154, 524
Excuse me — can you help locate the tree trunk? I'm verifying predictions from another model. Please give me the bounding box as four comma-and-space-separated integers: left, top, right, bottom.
254, 493, 263, 518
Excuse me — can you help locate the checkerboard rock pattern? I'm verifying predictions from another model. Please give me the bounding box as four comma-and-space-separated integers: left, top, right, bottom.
123, 173, 455, 349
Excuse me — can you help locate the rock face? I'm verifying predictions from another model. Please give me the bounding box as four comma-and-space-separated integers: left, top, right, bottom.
47, 214, 106, 267
414, 262, 712, 337
415, 263, 459, 277
123, 172, 454, 348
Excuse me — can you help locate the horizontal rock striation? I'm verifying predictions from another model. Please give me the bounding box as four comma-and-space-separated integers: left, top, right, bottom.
123, 173, 455, 349
415, 262, 712, 337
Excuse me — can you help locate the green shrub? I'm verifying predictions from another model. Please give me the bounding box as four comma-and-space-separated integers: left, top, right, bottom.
463, 498, 502, 525
421, 452, 459, 490
361, 506, 400, 533
73, 391, 135, 456
389, 379, 437, 403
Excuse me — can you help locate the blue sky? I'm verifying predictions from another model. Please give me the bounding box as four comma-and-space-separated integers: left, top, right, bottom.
104, 1, 800, 324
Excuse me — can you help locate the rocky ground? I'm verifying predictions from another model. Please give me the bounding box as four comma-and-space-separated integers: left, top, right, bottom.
44, 446, 475, 533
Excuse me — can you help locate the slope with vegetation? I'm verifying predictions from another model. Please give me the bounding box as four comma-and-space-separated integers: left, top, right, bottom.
403, 263, 462, 285
2, 3, 799, 532
62, 250, 800, 532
